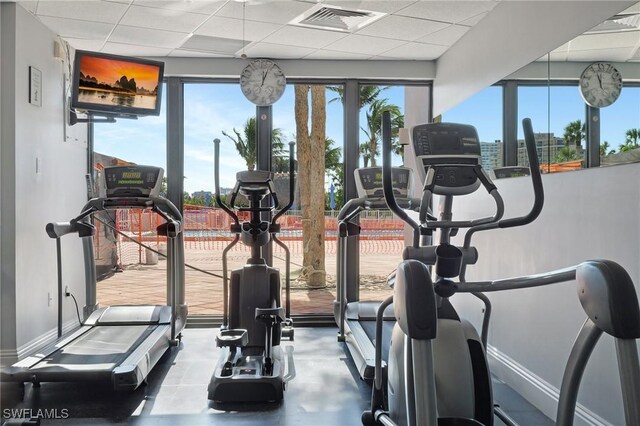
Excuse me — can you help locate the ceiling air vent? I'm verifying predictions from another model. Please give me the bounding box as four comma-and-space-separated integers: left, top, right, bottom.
585, 13, 640, 34
290, 4, 386, 33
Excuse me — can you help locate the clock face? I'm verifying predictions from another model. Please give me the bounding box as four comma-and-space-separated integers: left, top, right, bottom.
239, 59, 286, 106
580, 62, 622, 108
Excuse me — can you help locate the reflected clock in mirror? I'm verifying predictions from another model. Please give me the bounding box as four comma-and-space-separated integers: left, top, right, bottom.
240, 59, 286, 106
580, 62, 622, 108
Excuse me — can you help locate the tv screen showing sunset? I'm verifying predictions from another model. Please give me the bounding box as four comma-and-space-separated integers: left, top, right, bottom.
76, 55, 162, 111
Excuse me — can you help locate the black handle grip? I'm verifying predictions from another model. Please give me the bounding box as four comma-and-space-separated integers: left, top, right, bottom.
273, 141, 296, 224
498, 118, 544, 229
46, 222, 75, 238
213, 138, 239, 225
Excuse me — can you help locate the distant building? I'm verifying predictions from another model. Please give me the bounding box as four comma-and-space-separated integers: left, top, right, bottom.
517, 133, 583, 166
480, 141, 503, 172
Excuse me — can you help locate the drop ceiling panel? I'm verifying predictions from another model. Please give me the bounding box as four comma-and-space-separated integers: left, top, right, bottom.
102, 42, 174, 57
567, 47, 635, 62
304, 49, 372, 60
196, 16, 282, 41
168, 49, 232, 58
569, 31, 640, 50
396, 1, 497, 25
458, 12, 489, 27
317, 1, 417, 15
180, 35, 247, 54
109, 25, 190, 48
324, 34, 406, 55
37, 16, 114, 39
134, 0, 226, 15
263, 26, 348, 49
36, 0, 129, 24
356, 15, 449, 42
215, 1, 313, 25
243, 42, 316, 59
120, 5, 209, 33
64, 38, 108, 52
378, 42, 447, 60
417, 24, 469, 46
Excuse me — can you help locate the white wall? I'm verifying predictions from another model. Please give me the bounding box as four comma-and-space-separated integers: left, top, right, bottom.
0, 3, 88, 364
447, 163, 640, 425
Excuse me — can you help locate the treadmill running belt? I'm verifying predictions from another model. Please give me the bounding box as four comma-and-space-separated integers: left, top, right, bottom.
31, 325, 156, 371
361, 320, 394, 363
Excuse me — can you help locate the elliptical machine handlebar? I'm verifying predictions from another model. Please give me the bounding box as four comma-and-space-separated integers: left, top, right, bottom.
462, 118, 544, 248
272, 141, 296, 225
213, 138, 240, 226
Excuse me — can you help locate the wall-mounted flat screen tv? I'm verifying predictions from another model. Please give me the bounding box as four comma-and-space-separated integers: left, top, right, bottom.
71, 50, 164, 117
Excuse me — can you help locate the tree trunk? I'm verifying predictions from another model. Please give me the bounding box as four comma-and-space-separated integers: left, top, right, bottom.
294, 84, 326, 288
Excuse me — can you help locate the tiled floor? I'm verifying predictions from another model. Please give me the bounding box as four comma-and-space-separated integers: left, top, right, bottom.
0, 327, 552, 426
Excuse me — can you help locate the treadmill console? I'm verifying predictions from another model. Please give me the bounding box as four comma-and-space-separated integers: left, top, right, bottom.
355, 167, 413, 202
411, 123, 482, 196
102, 165, 164, 198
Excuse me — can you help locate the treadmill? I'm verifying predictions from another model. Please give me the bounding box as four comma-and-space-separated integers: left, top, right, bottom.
334, 166, 419, 380
3, 165, 187, 391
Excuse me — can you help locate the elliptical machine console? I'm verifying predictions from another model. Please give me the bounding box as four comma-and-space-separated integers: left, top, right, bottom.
208, 139, 295, 404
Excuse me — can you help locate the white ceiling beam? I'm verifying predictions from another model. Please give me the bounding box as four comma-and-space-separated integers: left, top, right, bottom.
433, 1, 636, 116
159, 58, 435, 80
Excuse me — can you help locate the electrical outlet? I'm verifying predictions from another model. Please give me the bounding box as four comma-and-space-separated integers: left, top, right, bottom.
47, 292, 52, 306
65, 286, 70, 297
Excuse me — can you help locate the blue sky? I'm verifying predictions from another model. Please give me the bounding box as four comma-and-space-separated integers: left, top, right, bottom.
94, 83, 638, 194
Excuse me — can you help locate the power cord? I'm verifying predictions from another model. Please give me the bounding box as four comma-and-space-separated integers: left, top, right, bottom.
65, 288, 82, 326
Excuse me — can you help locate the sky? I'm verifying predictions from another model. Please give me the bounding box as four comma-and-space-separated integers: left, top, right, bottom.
94, 82, 639, 195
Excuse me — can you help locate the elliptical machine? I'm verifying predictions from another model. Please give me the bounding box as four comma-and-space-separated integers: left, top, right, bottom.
207, 139, 295, 404
362, 113, 640, 425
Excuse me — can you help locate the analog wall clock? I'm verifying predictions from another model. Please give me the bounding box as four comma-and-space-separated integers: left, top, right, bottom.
579, 62, 622, 108
239, 59, 286, 106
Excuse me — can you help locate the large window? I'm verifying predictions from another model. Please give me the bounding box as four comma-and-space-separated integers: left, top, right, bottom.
442, 85, 503, 175
271, 83, 344, 314
182, 83, 256, 315
518, 85, 585, 173
599, 85, 640, 165
93, 83, 167, 308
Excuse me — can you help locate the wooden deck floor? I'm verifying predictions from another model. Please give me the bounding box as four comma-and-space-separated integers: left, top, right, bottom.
97, 241, 402, 315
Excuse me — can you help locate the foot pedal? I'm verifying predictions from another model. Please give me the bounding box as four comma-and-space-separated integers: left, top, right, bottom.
216, 329, 248, 348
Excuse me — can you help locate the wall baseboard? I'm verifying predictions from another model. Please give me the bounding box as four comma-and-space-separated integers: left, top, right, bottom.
16, 320, 80, 359
488, 345, 611, 426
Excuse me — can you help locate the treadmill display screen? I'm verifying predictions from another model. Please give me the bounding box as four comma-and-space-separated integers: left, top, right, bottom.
104, 165, 163, 198
355, 167, 412, 199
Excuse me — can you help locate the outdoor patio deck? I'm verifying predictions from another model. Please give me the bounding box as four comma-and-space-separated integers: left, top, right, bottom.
97, 240, 403, 315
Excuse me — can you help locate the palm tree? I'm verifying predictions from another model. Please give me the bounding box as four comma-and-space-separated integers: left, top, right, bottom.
600, 141, 616, 156
554, 146, 579, 163
563, 120, 585, 149
222, 117, 285, 171
620, 128, 640, 152
325, 137, 342, 187
327, 85, 387, 109
361, 99, 404, 166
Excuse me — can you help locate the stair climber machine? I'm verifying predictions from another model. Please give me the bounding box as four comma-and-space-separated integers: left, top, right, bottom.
335, 166, 428, 380
4, 165, 187, 393
362, 112, 640, 426
208, 139, 295, 404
